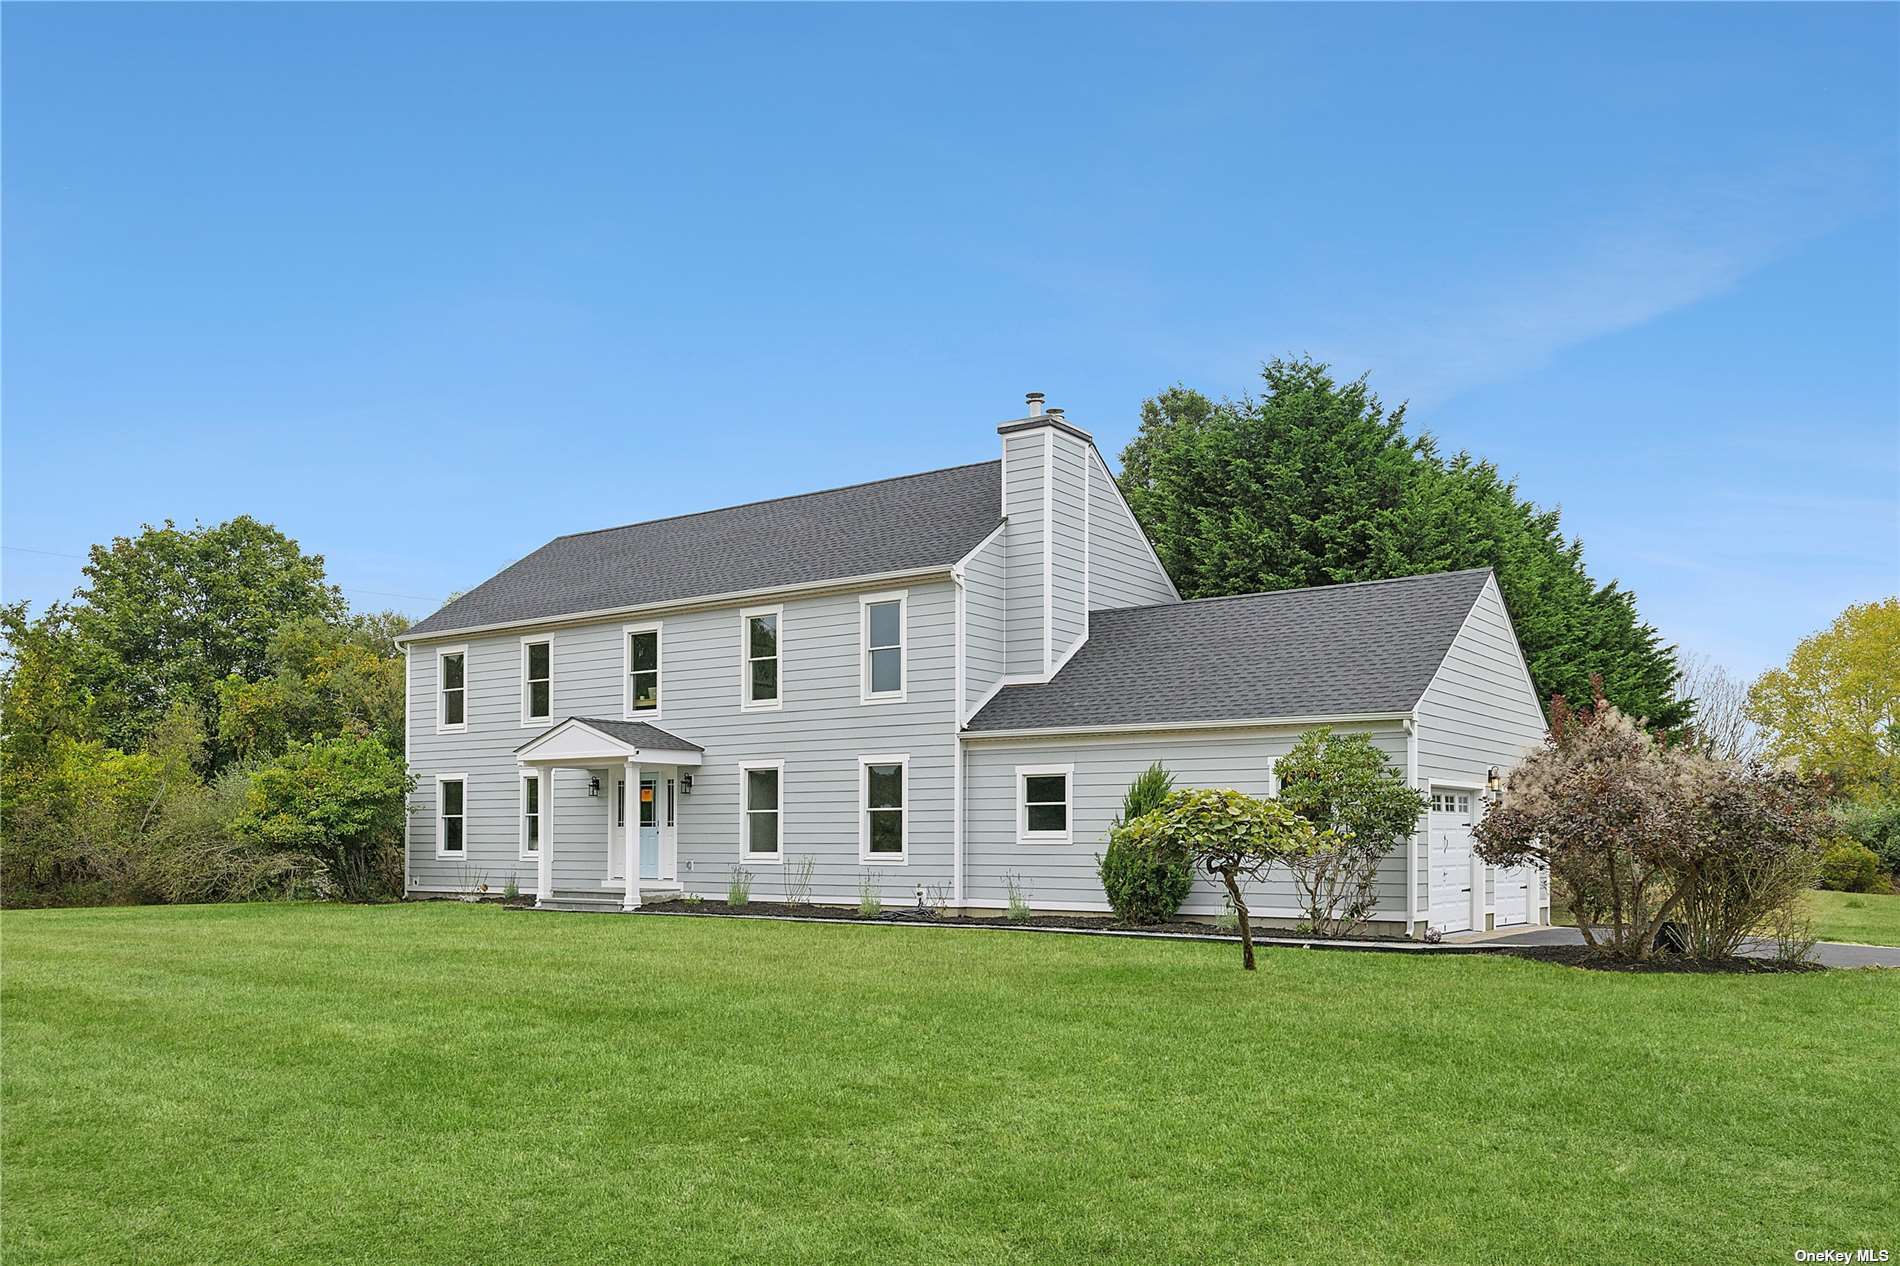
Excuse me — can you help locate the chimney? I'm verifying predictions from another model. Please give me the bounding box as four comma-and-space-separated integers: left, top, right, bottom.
1024, 391, 1045, 417
1045, 407, 1065, 420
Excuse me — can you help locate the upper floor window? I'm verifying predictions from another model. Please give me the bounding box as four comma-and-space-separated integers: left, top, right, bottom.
1017, 764, 1073, 845
625, 623, 661, 715
860, 591, 907, 704
741, 606, 781, 710
437, 648, 467, 733
522, 639, 552, 724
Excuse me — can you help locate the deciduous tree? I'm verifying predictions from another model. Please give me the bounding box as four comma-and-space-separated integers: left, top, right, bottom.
1746, 598, 1900, 799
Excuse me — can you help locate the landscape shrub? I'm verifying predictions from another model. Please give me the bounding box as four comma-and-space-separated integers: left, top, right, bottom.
1275, 729, 1426, 936
231, 735, 411, 901
1476, 682, 1832, 961
1832, 798, 1900, 879
1817, 839, 1885, 893
1097, 763, 1189, 923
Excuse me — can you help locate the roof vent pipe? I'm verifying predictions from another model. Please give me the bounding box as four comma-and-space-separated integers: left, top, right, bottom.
1025, 392, 1045, 416
1046, 407, 1065, 420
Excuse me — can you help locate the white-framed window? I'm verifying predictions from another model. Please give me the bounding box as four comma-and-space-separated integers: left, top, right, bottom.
624, 622, 662, 717
521, 638, 552, 725
436, 647, 468, 733
1017, 764, 1073, 845
860, 590, 907, 704
740, 604, 782, 711
1265, 755, 1280, 798
739, 761, 783, 863
666, 778, 676, 828
435, 774, 468, 858
1430, 789, 1474, 815
519, 774, 541, 859
859, 753, 909, 863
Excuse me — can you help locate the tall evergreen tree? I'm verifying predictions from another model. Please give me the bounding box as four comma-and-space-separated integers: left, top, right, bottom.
1119, 358, 1685, 728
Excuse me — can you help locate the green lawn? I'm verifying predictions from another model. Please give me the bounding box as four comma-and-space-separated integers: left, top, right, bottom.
4, 904, 1896, 1265
1804, 888, 1900, 946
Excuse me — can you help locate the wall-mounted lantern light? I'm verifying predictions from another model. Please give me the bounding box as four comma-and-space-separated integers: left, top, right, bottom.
680, 774, 693, 795
587, 777, 600, 798
1485, 767, 1502, 801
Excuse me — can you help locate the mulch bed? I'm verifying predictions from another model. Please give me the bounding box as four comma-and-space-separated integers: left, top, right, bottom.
637, 898, 1414, 942
1499, 944, 1827, 973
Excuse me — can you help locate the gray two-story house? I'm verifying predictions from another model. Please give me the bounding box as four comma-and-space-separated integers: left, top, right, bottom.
397, 395, 1550, 936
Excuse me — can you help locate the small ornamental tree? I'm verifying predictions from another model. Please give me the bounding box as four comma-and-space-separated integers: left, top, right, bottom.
233, 735, 412, 901
1275, 729, 1427, 935
1121, 788, 1318, 969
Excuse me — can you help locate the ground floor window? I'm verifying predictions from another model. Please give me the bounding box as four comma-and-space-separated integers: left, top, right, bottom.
436, 775, 467, 857
859, 754, 908, 862
519, 775, 540, 858
1017, 765, 1073, 844
741, 763, 782, 862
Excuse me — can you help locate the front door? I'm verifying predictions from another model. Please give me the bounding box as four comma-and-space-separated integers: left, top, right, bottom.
1428, 788, 1476, 934
612, 775, 662, 882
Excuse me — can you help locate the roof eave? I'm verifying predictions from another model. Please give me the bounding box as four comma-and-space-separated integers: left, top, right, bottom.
959, 711, 1414, 741
397, 563, 959, 645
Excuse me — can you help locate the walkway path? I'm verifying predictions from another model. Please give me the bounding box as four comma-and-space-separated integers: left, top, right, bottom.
1453, 925, 1900, 969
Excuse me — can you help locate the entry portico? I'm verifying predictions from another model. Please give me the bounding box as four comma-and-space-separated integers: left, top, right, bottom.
514, 717, 704, 910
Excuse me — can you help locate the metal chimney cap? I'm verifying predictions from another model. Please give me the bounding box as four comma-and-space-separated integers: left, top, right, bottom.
1024, 392, 1045, 416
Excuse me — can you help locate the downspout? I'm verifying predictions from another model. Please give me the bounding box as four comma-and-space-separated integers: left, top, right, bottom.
951, 563, 968, 910
1405, 711, 1419, 937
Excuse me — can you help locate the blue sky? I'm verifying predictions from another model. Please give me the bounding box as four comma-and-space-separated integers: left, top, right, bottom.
4, 3, 1895, 679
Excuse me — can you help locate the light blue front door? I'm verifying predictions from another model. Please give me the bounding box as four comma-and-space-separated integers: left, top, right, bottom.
638, 778, 660, 880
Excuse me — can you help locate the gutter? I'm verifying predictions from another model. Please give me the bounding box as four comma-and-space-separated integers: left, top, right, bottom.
960, 711, 1413, 742
395, 564, 957, 645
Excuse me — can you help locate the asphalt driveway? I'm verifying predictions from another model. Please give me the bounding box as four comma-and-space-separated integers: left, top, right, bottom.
1466, 925, 1900, 969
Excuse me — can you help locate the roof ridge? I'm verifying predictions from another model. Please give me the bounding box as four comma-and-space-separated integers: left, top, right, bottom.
1105, 567, 1492, 615
549, 460, 1002, 543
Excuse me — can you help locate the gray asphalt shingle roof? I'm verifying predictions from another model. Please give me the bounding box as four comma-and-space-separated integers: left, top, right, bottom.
965, 568, 1494, 732
515, 718, 704, 753
406, 461, 1003, 639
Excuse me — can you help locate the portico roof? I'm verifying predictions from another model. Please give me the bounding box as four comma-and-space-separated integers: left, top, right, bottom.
514, 717, 704, 766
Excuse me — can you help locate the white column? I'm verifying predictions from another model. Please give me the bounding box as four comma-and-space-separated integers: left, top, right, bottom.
623, 759, 642, 910
535, 766, 553, 906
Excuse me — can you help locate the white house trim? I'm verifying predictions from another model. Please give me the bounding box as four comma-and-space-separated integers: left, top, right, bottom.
738, 759, 786, 865
513, 717, 704, 768
434, 772, 469, 860
738, 603, 784, 713
962, 712, 1411, 743
857, 753, 911, 865
519, 635, 554, 728
1042, 427, 1054, 676
622, 620, 663, 720
395, 566, 955, 646
859, 589, 908, 705
1016, 762, 1075, 846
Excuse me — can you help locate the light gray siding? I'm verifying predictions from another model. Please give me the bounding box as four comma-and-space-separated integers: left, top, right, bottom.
962, 723, 1412, 924
407, 579, 961, 907
1002, 430, 1046, 676
1414, 573, 1548, 922
1085, 447, 1176, 610
960, 528, 1008, 722
1048, 431, 1089, 663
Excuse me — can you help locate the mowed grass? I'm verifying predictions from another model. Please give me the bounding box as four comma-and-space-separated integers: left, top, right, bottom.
1805, 888, 1900, 946
3, 904, 1896, 1265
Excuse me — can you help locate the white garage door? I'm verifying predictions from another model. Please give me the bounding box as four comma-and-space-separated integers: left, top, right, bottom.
1428, 789, 1476, 934
1494, 863, 1532, 926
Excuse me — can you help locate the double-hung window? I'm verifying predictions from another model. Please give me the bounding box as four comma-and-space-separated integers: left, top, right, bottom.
519, 775, 541, 859
436, 775, 467, 857
522, 639, 552, 725
436, 648, 467, 733
624, 623, 661, 716
859, 754, 909, 863
860, 591, 906, 703
740, 762, 783, 863
1017, 765, 1073, 845
741, 606, 781, 710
